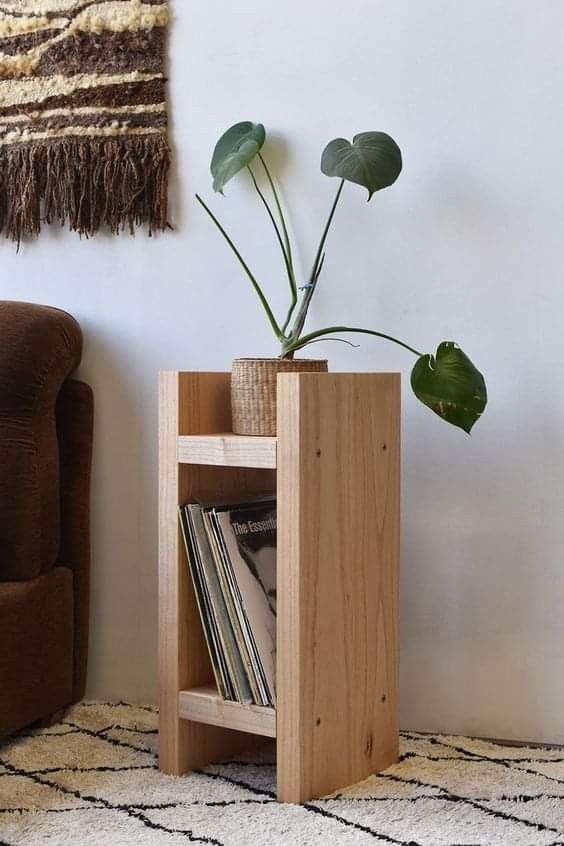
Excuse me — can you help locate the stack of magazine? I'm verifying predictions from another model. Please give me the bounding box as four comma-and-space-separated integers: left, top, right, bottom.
179, 496, 277, 707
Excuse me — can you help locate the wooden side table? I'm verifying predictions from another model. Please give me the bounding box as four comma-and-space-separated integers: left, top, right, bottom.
158, 371, 400, 803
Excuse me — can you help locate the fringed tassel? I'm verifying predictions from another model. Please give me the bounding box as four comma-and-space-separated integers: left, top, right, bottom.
0, 136, 170, 246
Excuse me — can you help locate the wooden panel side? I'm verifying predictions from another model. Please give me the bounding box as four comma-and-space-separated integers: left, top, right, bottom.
277, 372, 400, 803
159, 372, 273, 774
159, 371, 189, 774
275, 374, 302, 799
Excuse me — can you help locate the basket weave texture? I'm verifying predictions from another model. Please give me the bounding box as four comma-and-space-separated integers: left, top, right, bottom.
231, 358, 328, 436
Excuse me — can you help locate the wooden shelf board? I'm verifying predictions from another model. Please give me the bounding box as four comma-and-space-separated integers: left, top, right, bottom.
178, 686, 276, 738
178, 434, 277, 469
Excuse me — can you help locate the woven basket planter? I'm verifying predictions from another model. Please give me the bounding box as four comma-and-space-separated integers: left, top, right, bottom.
231, 358, 328, 436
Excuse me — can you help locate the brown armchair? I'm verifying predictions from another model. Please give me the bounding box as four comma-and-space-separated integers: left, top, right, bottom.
0, 301, 93, 736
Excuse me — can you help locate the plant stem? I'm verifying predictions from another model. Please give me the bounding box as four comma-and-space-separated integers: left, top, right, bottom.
310, 179, 345, 283
288, 180, 345, 344
258, 154, 297, 290
195, 194, 283, 341
288, 336, 361, 350
257, 153, 298, 334
247, 165, 297, 333
281, 325, 423, 358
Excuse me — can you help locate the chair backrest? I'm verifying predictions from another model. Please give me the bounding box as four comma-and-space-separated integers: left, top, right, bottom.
0, 301, 82, 581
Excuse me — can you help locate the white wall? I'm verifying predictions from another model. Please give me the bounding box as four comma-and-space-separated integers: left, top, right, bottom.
2, 0, 563, 743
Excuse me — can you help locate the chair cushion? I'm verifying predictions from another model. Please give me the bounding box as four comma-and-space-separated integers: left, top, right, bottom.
0, 567, 74, 736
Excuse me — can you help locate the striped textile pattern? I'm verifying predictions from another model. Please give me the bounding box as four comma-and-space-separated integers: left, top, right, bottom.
0, 0, 170, 242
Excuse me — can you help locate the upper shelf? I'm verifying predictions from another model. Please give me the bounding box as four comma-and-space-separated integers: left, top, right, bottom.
178, 433, 277, 469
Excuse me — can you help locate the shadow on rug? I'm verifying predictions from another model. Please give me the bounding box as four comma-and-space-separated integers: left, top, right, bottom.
0, 702, 563, 845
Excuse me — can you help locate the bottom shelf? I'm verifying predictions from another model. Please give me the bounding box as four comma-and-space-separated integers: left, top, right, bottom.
178, 686, 276, 738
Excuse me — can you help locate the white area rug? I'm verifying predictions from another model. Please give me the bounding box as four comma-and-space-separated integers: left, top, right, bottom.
0, 703, 563, 845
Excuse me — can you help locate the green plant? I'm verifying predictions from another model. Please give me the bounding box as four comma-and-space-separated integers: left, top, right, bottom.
196, 121, 487, 433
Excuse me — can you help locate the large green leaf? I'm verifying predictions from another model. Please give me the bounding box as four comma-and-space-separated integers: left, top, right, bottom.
211, 121, 265, 193
411, 342, 487, 433
321, 132, 402, 200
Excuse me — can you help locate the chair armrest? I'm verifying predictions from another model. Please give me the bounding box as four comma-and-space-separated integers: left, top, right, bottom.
56, 378, 94, 700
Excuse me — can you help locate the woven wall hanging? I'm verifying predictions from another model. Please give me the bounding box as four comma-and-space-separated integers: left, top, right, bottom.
0, 0, 170, 243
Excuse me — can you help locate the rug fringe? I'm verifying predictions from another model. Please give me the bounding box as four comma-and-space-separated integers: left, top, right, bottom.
0, 136, 170, 245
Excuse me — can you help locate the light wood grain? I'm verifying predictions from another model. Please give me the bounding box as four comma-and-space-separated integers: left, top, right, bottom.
178, 433, 277, 469
160, 370, 400, 800
276, 372, 400, 803
158, 372, 275, 775
179, 686, 276, 738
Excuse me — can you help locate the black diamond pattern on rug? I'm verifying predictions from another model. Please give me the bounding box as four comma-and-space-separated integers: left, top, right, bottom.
0, 703, 563, 845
